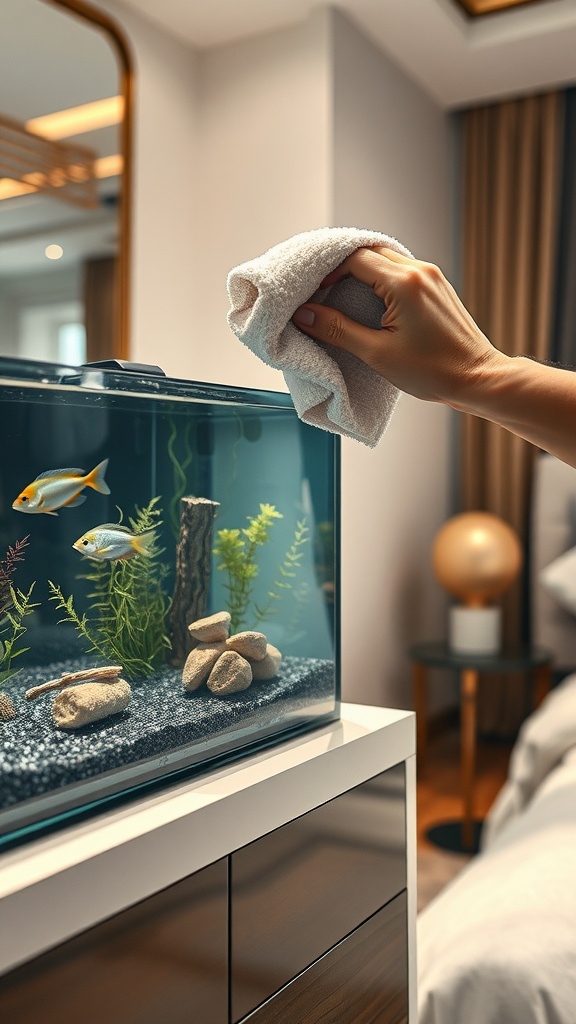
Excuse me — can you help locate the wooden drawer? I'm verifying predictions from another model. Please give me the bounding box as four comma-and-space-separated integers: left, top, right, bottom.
0, 858, 228, 1024
231, 764, 406, 1022
241, 891, 408, 1024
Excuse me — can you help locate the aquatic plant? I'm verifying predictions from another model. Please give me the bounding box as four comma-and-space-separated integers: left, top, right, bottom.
217, 413, 254, 520
314, 521, 335, 588
0, 536, 29, 619
0, 537, 38, 686
48, 498, 172, 680
252, 518, 310, 628
213, 504, 309, 633
167, 415, 195, 539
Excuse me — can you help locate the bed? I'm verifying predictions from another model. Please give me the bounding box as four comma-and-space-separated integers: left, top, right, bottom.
417, 673, 576, 1023
417, 453, 576, 1024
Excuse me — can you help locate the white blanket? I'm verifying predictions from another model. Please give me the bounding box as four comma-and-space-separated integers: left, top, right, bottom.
418, 676, 576, 1024
483, 672, 576, 848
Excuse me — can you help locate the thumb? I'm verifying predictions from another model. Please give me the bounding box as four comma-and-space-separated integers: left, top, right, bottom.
292, 303, 383, 367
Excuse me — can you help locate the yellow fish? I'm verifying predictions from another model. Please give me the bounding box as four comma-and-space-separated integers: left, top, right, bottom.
12, 459, 110, 516
73, 524, 155, 561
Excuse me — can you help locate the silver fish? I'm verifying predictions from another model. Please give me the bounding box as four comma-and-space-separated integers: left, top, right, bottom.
72, 524, 155, 561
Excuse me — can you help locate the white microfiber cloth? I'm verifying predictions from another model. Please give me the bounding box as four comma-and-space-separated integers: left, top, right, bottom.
226, 227, 413, 447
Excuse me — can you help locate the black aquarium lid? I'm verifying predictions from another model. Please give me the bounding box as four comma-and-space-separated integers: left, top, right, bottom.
0, 354, 297, 411
83, 358, 167, 376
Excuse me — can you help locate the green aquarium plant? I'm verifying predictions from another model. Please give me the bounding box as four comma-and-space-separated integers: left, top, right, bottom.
0, 536, 38, 687
49, 498, 172, 680
167, 414, 195, 539
213, 503, 309, 633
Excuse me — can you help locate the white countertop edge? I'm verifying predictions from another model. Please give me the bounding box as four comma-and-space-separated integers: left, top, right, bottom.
0, 702, 414, 976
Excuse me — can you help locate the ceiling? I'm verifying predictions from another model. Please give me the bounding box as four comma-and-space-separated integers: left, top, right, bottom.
118, 0, 576, 109
3, 0, 575, 293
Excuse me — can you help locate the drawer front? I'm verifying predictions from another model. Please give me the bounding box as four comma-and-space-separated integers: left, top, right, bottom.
0, 858, 228, 1024
242, 891, 408, 1024
231, 763, 406, 1022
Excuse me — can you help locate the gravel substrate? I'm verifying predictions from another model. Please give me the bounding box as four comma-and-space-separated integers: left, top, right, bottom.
0, 656, 335, 810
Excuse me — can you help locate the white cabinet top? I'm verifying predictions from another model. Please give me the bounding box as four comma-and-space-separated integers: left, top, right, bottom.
0, 702, 414, 976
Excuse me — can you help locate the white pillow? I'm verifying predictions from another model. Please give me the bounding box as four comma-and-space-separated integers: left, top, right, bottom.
539, 545, 576, 616
483, 672, 576, 847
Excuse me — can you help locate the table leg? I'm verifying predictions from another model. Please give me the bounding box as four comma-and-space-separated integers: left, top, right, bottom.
412, 662, 427, 772
534, 663, 552, 708
460, 668, 478, 851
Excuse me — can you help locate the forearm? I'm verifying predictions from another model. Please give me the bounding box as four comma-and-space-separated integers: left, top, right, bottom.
450, 355, 576, 469
291, 248, 576, 469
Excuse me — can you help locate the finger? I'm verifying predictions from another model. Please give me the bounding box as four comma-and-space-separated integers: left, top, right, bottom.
318, 245, 416, 289
368, 245, 415, 264
329, 247, 405, 294
318, 247, 386, 288
292, 302, 383, 365
318, 248, 378, 289
318, 266, 346, 288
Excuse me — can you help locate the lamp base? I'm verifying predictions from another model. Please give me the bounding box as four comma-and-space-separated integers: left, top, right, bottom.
449, 605, 501, 655
426, 819, 483, 855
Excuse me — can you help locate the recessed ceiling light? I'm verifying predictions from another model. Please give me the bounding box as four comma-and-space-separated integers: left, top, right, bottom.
45, 244, 64, 260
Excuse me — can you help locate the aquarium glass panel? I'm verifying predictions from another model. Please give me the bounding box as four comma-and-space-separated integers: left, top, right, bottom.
0, 358, 340, 847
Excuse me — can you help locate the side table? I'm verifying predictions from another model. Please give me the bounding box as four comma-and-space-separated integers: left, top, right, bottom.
410, 641, 553, 853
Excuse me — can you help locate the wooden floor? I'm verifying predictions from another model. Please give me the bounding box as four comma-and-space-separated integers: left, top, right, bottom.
416, 724, 513, 850
415, 723, 514, 910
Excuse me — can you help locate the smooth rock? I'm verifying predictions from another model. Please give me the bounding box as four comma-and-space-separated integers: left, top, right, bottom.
249, 644, 283, 680
207, 650, 252, 695
188, 611, 231, 643
226, 631, 267, 661
54, 679, 131, 729
183, 642, 226, 691
0, 692, 16, 721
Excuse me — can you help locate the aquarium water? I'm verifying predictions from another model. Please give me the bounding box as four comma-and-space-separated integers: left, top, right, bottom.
0, 358, 339, 847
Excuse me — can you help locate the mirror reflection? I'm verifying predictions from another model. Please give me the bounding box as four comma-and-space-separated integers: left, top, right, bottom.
0, 0, 131, 364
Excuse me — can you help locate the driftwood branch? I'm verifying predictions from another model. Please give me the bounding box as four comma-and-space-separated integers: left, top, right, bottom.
26, 665, 122, 701
169, 496, 220, 665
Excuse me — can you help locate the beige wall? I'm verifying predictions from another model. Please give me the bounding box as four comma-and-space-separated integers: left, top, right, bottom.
332, 11, 454, 708
96, 0, 201, 371
97, 1, 454, 711
192, 9, 332, 389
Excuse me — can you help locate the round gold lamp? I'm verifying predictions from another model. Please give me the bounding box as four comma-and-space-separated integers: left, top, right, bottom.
432, 512, 523, 654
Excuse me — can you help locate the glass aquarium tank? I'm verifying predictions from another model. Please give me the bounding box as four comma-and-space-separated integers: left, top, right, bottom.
0, 357, 339, 848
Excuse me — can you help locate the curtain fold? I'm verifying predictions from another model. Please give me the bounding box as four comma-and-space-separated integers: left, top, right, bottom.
552, 88, 576, 366
461, 92, 564, 733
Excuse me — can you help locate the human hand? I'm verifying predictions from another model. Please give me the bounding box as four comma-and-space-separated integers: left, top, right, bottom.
292, 247, 508, 409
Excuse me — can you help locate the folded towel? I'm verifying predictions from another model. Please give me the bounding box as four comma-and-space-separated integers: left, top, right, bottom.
226, 227, 413, 447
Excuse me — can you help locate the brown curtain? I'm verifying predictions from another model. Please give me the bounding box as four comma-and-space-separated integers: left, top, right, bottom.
461, 92, 563, 733
552, 88, 576, 366
83, 256, 121, 362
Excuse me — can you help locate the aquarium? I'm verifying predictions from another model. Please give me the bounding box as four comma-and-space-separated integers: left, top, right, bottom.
0, 357, 339, 848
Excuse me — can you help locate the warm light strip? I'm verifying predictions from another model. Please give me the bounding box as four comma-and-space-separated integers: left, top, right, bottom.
0, 179, 36, 200
26, 96, 123, 141
94, 153, 123, 178
0, 153, 124, 201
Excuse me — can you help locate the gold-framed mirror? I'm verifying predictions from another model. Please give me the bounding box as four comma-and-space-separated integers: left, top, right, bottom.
0, 0, 133, 363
